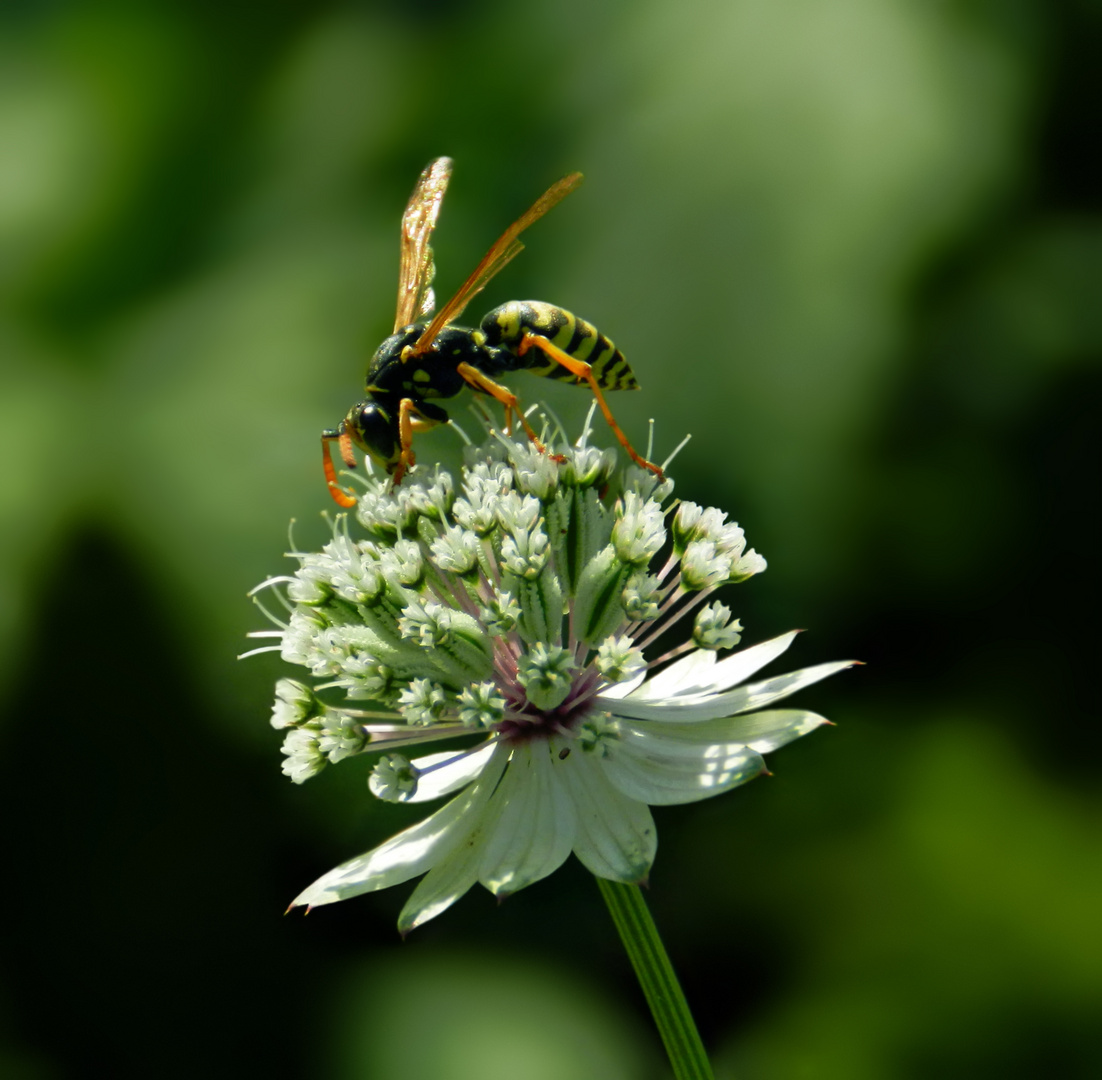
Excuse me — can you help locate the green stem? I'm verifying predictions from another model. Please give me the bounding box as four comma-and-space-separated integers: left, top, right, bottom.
596, 878, 715, 1080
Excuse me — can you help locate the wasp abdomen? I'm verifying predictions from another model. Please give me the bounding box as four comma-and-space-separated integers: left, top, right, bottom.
480, 301, 639, 391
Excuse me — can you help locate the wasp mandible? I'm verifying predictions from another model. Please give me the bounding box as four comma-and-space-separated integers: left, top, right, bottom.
322, 157, 662, 505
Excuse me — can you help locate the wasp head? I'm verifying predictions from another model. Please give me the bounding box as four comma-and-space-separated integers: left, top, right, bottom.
343, 399, 400, 469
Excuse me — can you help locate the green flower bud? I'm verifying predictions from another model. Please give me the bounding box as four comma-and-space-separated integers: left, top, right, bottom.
280, 728, 326, 784
398, 679, 450, 726
516, 643, 576, 710
271, 678, 322, 729
595, 634, 645, 683
368, 753, 419, 802
319, 714, 368, 762
612, 492, 666, 566
457, 682, 506, 728
680, 539, 732, 591
692, 601, 743, 651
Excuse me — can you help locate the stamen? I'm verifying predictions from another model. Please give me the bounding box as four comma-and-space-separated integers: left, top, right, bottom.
248, 575, 297, 596
578, 399, 599, 449
449, 418, 473, 446
536, 400, 569, 447
249, 594, 289, 631
237, 644, 283, 659
661, 432, 692, 471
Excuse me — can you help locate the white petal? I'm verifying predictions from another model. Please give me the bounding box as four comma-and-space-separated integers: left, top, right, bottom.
692, 631, 801, 694
406, 742, 497, 803
639, 709, 831, 753
291, 746, 508, 909
608, 661, 855, 723
629, 648, 716, 700
735, 709, 830, 752
395, 748, 513, 932
603, 723, 765, 805
477, 742, 576, 895
553, 748, 656, 881
596, 667, 649, 700
625, 632, 799, 703
397, 837, 482, 933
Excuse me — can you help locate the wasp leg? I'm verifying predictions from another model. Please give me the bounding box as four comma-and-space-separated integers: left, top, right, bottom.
517, 335, 664, 478
392, 398, 444, 485
455, 362, 551, 455
322, 433, 357, 507
392, 398, 417, 486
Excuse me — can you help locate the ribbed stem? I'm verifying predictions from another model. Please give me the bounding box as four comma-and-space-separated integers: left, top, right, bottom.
596, 878, 715, 1080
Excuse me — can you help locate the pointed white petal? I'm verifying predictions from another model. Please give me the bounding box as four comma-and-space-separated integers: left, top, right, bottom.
624, 632, 799, 703
554, 749, 656, 881
603, 723, 765, 805
596, 668, 649, 700
629, 648, 716, 700
291, 746, 508, 909
691, 631, 801, 695
477, 742, 575, 895
397, 839, 482, 933
406, 742, 497, 803
395, 748, 513, 932
292, 795, 471, 909
608, 661, 856, 722
639, 709, 831, 753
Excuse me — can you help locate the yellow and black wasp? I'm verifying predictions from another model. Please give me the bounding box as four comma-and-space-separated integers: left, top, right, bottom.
322, 157, 662, 505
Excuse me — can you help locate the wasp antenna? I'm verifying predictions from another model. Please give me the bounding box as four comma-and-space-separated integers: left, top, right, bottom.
338, 429, 358, 469
322, 436, 357, 508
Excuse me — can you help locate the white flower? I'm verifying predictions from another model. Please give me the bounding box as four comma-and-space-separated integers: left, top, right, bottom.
246, 412, 854, 933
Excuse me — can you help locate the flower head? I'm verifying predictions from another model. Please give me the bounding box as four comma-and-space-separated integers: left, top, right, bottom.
247, 412, 854, 933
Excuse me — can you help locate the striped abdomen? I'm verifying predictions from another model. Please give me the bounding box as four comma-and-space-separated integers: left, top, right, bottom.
479, 301, 639, 390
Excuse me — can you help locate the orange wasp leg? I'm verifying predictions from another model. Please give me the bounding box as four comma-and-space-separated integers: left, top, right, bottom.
322, 435, 357, 508
391, 398, 442, 486
455, 362, 553, 456
517, 335, 664, 479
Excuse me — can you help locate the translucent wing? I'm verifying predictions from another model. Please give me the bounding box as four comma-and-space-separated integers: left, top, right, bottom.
412, 172, 584, 355
394, 157, 453, 332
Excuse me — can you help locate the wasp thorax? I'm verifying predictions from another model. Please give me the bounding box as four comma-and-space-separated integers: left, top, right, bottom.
370, 326, 421, 367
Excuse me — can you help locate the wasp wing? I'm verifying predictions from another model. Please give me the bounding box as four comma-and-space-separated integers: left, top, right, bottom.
394, 157, 453, 332
412, 172, 583, 355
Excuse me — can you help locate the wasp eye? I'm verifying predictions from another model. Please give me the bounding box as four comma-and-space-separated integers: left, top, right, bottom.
347, 402, 398, 464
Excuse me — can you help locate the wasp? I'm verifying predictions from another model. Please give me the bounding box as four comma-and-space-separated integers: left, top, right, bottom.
322, 157, 662, 505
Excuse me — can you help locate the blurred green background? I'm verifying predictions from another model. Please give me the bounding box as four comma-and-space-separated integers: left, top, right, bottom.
1, 1, 1098, 1077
